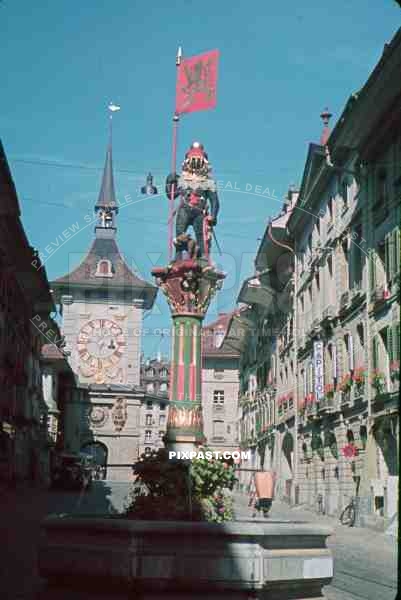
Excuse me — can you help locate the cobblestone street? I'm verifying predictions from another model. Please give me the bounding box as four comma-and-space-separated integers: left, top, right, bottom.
233, 491, 398, 600
0, 482, 397, 599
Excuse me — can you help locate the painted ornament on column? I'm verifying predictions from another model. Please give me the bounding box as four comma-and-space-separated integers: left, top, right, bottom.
168, 404, 203, 429
111, 398, 127, 432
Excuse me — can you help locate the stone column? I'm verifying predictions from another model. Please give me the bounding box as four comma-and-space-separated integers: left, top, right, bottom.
152, 259, 225, 452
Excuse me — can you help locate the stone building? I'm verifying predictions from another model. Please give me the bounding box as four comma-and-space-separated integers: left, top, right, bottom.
224, 193, 297, 492
40, 332, 76, 484
231, 27, 400, 529
202, 313, 240, 454
139, 356, 169, 456
0, 139, 55, 485
51, 132, 157, 480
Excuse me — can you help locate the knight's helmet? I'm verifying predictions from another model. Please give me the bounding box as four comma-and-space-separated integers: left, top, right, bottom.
182, 141, 210, 176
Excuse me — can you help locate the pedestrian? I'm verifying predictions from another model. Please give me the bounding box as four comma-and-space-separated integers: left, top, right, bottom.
251, 470, 276, 518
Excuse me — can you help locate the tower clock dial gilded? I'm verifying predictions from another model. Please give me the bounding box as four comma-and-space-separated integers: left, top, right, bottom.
77, 319, 125, 382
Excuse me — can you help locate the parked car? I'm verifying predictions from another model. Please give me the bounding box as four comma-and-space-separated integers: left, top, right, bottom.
51, 453, 94, 490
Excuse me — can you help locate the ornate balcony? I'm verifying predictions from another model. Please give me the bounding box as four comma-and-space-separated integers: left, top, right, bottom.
372, 285, 391, 310
317, 396, 336, 413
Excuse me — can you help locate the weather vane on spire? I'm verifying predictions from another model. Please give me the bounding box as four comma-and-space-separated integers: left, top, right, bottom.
108, 102, 121, 116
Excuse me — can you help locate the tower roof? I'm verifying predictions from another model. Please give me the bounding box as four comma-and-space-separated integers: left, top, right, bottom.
52, 128, 157, 309
52, 236, 157, 309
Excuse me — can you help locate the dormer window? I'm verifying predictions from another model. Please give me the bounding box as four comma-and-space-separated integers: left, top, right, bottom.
214, 328, 225, 348
95, 259, 113, 278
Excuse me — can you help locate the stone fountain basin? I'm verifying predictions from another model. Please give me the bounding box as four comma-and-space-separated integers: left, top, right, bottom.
38, 516, 333, 599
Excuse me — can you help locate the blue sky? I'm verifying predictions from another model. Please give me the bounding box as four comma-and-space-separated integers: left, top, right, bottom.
1, 1, 399, 356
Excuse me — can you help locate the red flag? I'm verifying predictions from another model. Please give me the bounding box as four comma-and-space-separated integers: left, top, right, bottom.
175, 49, 219, 115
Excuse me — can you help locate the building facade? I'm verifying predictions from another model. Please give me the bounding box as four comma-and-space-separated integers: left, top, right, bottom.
139, 357, 170, 456
202, 313, 240, 454
232, 28, 400, 529
0, 139, 56, 486
51, 133, 157, 480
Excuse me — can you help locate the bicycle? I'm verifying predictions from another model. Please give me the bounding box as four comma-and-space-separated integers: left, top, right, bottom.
339, 496, 356, 527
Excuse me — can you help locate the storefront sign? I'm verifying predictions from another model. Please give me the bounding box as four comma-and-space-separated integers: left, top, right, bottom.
314, 341, 324, 401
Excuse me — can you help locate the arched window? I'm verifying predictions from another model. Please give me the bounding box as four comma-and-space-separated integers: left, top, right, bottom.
95, 259, 113, 278
81, 441, 108, 479
214, 328, 225, 348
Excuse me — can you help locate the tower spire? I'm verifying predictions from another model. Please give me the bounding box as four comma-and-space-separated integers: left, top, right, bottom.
94, 104, 120, 236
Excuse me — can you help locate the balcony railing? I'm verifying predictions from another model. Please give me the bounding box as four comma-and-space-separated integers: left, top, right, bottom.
372, 285, 391, 308
317, 396, 336, 413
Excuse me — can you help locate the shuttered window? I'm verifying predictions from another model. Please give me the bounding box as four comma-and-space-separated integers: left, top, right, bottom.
372, 336, 379, 370
385, 233, 392, 282
393, 323, 400, 361
387, 326, 393, 362
394, 228, 400, 277
369, 251, 376, 292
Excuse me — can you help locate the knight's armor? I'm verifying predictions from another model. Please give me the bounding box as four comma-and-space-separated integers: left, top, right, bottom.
166, 142, 219, 260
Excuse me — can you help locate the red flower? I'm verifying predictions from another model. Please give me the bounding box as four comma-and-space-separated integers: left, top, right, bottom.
353, 367, 365, 384
342, 443, 358, 458
307, 392, 315, 405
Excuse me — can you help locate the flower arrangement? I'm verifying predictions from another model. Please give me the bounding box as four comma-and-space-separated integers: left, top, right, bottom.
202, 492, 234, 523
126, 447, 237, 522
390, 360, 400, 381
371, 369, 386, 393
352, 367, 366, 386
339, 373, 352, 393
298, 397, 306, 415
341, 443, 358, 459
306, 392, 315, 405
324, 383, 334, 399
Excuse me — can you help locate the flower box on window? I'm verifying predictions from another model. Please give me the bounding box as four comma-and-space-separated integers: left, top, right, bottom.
339, 373, 352, 394
371, 370, 386, 394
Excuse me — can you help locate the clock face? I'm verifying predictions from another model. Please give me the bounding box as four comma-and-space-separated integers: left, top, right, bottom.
77, 319, 125, 380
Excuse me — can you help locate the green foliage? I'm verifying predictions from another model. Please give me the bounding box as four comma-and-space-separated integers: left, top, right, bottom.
126, 447, 237, 522
311, 432, 325, 461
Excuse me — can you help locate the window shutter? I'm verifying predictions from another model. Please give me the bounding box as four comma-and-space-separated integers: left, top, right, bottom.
394, 228, 401, 276
387, 326, 393, 362
372, 336, 379, 370
393, 323, 400, 361
385, 233, 391, 283
369, 251, 376, 292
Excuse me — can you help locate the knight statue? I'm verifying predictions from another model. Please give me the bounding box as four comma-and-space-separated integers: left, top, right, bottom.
166, 141, 219, 261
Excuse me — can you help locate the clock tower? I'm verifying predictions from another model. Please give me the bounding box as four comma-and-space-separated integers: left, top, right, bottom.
52, 131, 157, 479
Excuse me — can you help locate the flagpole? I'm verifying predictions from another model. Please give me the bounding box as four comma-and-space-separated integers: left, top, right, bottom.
168, 46, 182, 261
